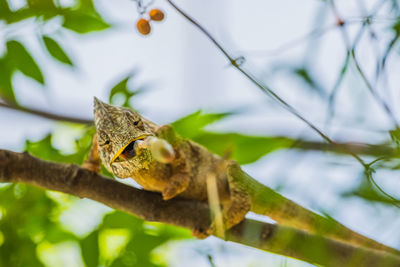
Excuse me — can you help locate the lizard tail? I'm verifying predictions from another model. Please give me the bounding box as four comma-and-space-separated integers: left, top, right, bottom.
227, 163, 400, 255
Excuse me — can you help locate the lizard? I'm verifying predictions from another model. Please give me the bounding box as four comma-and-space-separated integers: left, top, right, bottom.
86, 97, 399, 255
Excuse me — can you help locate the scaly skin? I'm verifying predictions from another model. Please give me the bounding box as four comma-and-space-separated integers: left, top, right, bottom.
90, 97, 399, 254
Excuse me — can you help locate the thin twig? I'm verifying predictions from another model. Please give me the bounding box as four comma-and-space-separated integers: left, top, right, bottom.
0, 101, 93, 125
165, 0, 367, 167
329, 0, 399, 128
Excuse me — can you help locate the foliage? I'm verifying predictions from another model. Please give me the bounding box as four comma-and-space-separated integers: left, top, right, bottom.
172, 111, 294, 165
0, 0, 109, 104
0, 183, 190, 267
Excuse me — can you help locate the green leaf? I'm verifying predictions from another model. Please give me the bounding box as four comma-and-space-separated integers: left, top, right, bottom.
45, 225, 78, 243
193, 132, 293, 165
25, 127, 95, 164
342, 177, 400, 206
108, 73, 146, 108
0, 185, 55, 267
172, 111, 294, 164
172, 110, 233, 138
0, 0, 11, 20
389, 127, 400, 148
81, 230, 100, 267
6, 40, 45, 84
0, 59, 16, 103
393, 18, 400, 35
77, 0, 98, 13
27, 0, 57, 10
27, 0, 59, 20
292, 67, 324, 95
42, 36, 73, 66
63, 11, 110, 33
102, 211, 143, 231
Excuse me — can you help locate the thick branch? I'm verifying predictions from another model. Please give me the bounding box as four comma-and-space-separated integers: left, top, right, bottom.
0, 149, 399, 266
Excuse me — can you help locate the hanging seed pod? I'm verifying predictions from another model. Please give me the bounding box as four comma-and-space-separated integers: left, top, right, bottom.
149, 9, 165, 22
136, 18, 151, 35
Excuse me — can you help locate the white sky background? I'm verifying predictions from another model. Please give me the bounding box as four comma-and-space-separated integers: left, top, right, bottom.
1, 0, 400, 266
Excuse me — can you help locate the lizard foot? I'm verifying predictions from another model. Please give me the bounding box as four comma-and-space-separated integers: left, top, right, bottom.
82, 161, 101, 173
162, 174, 190, 200
82, 133, 101, 173
191, 227, 211, 239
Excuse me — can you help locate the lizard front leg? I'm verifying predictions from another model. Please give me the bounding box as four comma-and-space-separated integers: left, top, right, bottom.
162, 149, 190, 200
154, 124, 190, 200
82, 133, 102, 173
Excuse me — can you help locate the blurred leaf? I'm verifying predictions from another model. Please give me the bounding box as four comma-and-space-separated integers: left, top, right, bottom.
2, 8, 37, 24
42, 36, 74, 66
27, 0, 59, 20
0, 185, 55, 267
193, 132, 293, 165
27, 0, 57, 10
44, 225, 78, 243
172, 110, 233, 138
63, 11, 110, 33
0, 58, 16, 103
342, 177, 400, 206
100, 212, 190, 267
393, 18, 400, 35
25, 127, 95, 164
102, 211, 143, 231
77, 0, 98, 13
292, 67, 324, 95
81, 230, 100, 267
0, 0, 11, 19
389, 127, 400, 148
172, 111, 293, 164
6, 40, 45, 85
108, 73, 146, 108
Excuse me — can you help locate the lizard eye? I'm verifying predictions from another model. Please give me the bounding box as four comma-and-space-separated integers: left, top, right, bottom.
99, 139, 110, 146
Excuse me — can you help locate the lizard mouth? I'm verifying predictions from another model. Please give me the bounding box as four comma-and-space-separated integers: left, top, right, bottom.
110, 135, 150, 164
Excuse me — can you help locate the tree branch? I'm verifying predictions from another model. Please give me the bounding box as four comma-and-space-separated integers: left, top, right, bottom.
0, 100, 395, 158
0, 101, 93, 125
0, 149, 399, 266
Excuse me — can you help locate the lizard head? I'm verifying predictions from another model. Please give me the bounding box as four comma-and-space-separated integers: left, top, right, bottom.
93, 97, 157, 177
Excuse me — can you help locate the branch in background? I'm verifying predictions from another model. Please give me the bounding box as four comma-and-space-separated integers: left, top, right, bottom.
1, 149, 400, 266
164, 0, 369, 168
0, 101, 93, 125
329, 0, 399, 128
1, 100, 396, 157
293, 140, 396, 157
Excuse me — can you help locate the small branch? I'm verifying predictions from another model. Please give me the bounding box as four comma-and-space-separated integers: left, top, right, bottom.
1, 99, 395, 158
329, 0, 399, 128
0, 101, 93, 125
1, 149, 400, 266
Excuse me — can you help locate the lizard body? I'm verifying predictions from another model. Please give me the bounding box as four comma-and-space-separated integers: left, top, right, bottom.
91, 97, 398, 254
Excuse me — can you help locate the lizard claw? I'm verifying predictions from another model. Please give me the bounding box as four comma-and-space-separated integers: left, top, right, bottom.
191, 227, 211, 239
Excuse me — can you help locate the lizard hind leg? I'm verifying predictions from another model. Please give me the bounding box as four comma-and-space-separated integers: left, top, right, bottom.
212, 161, 251, 236
223, 175, 251, 230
